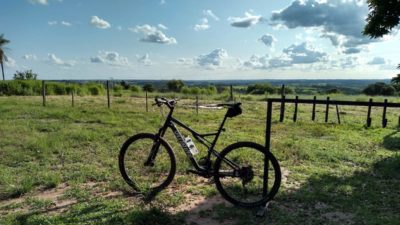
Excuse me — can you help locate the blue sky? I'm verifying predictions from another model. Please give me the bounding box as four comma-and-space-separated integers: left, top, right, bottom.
1, 0, 399, 80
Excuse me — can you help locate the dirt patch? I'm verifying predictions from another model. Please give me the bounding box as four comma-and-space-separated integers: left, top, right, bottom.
322, 211, 354, 224
0, 183, 75, 216
178, 195, 233, 225
281, 167, 301, 191
314, 202, 330, 211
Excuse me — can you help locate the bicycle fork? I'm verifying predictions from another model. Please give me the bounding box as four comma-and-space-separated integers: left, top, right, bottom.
144, 127, 166, 166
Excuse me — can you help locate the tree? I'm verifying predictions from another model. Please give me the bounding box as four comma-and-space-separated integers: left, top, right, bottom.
143, 83, 155, 92
120, 80, 130, 90
246, 83, 275, 95
166, 79, 185, 92
362, 82, 396, 96
13, 70, 38, 80
391, 64, 400, 91
0, 34, 10, 81
363, 1, 400, 38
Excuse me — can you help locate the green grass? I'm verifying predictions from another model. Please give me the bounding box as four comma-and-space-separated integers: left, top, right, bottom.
0, 95, 399, 224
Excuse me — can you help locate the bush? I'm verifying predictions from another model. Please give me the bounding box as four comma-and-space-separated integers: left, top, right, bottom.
362, 82, 396, 96
130, 85, 141, 92
13, 70, 38, 80
86, 83, 105, 96
143, 84, 155, 92
0, 80, 42, 96
167, 79, 185, 92
247, 83, 275, 95
113, 84, 123, 92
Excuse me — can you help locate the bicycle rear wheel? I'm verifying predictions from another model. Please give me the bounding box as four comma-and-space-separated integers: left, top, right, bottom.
118, 133, 176, 194
213, 142, 281, 208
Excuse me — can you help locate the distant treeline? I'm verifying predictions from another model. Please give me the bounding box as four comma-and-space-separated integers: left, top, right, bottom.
0, 80, 105, 96
0, 79, 399, 97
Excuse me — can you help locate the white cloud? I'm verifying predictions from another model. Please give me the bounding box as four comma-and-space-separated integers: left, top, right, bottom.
259, 34, 276, 47
339, 57, 360, 69
90, 51, 129, 66
48, 20, 72, 27
242, 55, 269, 69
29, 0, 48, 5
228, 11, 262, 28
282, 42, 327, 64
48, 21, 57, 26
132, 24, 177, 44
367, 57, 386, 65
268, 57, 293, 68
203, 10, 219, 21
194, 18, 209, 31
137, 53, 152, 66
271, 0, 376, 54
22, 54, 37, 60
366, 57, 397, 70
61, 21, 71, 26
241, 42, 327, 70
47, 54, 74, 67
195, 48, 228, 69
4, 56, 17, 68
177, 58, 193, 65
90, 16, 111, 29
158, 24, 168, 30
160, 0, 166, 5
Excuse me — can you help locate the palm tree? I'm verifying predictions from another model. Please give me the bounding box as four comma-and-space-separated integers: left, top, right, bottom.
0, 34, 10, 81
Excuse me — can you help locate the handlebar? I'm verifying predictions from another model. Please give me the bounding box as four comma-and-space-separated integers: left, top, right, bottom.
154, 97, 179, 108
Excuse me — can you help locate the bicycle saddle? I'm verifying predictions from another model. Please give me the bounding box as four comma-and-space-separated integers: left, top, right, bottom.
218, 102, 242, 118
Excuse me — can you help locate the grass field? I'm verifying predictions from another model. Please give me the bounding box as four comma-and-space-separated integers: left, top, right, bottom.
0, 95, 399, 225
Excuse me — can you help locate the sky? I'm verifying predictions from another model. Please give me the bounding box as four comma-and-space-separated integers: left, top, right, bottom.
0, 0, 399, 80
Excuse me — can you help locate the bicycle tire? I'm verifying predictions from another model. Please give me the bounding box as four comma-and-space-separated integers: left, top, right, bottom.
213, 142, 281, 208
118, 133, 176, 194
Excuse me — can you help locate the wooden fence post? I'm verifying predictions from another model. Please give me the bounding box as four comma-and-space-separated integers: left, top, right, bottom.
279, 95, 286, 122
312, 96, 316, 121
106, 80, 111, 109
71, 89, 75, 107
336, 104, 341, 124
230, 85, 233, 101
382, 99, 388, 128
42, 80, 46, 107
196, 95, 199, 115
293, 96, 298, 122
367, 98, 372, 127
145, 91, 148, 112
281, 84, 285, 96
325, 96, 330, 123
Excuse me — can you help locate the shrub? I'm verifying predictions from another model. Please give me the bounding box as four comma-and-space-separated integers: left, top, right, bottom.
167, 79, 185, 92
130, 85, 141, 92
113, 84, 123, 92
143, 84, 155, 92
13, 70, 38, 80
86, 83, 105, 95
247, 83, 275, 95
363, 82, 396, 96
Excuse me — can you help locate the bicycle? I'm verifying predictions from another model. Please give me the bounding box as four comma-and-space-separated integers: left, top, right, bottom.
119, 97, 281, 208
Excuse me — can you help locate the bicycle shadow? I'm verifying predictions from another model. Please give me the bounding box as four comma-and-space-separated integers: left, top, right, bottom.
382, 128, 400, 151
272, 155, 400, 224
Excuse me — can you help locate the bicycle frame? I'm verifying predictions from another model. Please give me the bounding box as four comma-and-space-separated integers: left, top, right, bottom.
146, 105, 239, 174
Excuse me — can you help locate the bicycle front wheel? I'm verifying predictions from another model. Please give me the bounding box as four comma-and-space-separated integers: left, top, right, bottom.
118, 133, 176, 194
214, 142, 281, 208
